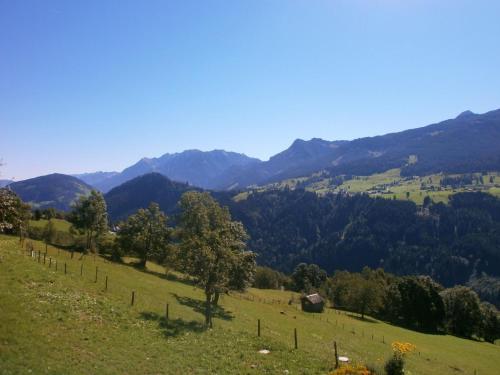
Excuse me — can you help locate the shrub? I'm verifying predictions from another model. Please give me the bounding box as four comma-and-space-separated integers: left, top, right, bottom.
384, 356, 404, 375
384, 341, 416, 375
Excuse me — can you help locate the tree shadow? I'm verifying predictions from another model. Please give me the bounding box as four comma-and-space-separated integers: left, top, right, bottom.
121, 261, 195, 287
139, 311, 205, 338
347, 314, 379, 324
171, 293, 234, 321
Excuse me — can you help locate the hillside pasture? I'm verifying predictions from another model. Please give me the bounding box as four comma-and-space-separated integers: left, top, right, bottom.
1, 235, 499, 374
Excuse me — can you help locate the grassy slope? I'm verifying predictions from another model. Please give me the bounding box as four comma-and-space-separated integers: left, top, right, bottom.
1, 236, 499, 374
29, 219, 72, 232
241, 170, 500, 205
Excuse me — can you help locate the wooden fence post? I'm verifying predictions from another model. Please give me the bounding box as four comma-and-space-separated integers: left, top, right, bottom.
334, 341, 339, 369
258, 319, 261, 337
294, 328, 298, 349
80, 263, 83, 276
95, 266, 98, 283
105, 276, 108, 291
64, 263, 67, 274
43, 253, 46, 264
131, 291, 135, 306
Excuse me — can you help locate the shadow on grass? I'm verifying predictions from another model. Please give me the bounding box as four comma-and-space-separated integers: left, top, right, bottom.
139, 311, 205, 338
171, 293, 234, 321
121, 261, 195, 287
347, 314, 379, 324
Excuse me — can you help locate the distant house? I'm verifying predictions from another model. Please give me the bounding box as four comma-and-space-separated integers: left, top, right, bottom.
300, 293, 325, 313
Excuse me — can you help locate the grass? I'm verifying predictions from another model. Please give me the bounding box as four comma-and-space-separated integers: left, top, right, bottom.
242, 170, 500, 205
29, 219, 72, 232
1, 235, 500, 374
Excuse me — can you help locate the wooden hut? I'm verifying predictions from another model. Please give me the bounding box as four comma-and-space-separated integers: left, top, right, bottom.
300, 293, 325, 313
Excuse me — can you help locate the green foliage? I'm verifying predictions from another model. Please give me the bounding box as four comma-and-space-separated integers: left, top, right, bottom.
117, 202, 171, 267
388, 276, 445, 332
326, 268, 386, 319
480, 302, 500, 343
384, 355, 404, 375
468, 275, 500, 308
42, 219, 57, 246
68, 190, 108, 252
253, 266, 289, 289
291, 263, 327, 293
441, 286, 483, 338
0, 188, 31, 235
227, 190, 500, 292
177, 191, 255, 327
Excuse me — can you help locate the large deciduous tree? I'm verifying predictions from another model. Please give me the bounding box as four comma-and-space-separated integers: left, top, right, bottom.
117, 202, 171, 268
68, 190, 108, 252
177, 191, 255, 328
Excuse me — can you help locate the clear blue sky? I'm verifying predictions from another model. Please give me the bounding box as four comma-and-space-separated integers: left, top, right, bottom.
1, 0, 500, 180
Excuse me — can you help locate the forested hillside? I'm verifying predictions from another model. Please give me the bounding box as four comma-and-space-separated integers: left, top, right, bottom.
225, 190, 500, 289
8, 174, 92, 211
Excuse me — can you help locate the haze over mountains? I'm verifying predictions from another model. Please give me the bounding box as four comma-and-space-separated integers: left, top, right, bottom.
75, 150, 260, 192
75, 108, 500, 192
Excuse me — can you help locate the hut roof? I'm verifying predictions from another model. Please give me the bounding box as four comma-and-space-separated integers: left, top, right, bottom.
302, 293, 323, 304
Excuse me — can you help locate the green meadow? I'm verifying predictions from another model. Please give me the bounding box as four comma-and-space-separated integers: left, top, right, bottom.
1, 235, 499, 374
29, 219, 72, 232
242, 169, 500, 205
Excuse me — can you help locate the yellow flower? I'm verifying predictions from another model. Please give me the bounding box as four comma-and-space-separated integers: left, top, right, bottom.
329, 364, 374, 375
391, 341, 416, 355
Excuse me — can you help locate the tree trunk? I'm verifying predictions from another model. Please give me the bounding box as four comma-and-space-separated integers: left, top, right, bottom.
212, 291, 220, 306
205, 291, 213, 328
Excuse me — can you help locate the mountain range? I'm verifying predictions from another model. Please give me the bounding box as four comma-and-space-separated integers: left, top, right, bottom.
75, 109, 500, 192
6, 108, 500, 213
76, 150, 260, 192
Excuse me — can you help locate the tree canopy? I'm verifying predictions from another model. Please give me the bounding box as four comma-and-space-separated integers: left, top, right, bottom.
117, 202, 171, 268
177, 191, 255, 327
68, 190, 108, 252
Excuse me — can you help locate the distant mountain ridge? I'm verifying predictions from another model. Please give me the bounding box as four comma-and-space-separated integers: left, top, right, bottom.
214, 109, 500, 189
0, 179, 13, 188
8, 173, 92, 211
79, 150, 260, 192
72, 171, 119, 188
105, 172, 201, 221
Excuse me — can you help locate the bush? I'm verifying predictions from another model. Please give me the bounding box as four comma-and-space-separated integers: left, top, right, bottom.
253, 266, 289, 289
384, 355, 404, 375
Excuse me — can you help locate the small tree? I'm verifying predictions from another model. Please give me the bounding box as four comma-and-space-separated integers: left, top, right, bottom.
441, 286, 482, 338
291, 263, 327, 293
177, 191, 255, 327
68, 190, 108, 253
117, 202, 170, 268
42, 219, 57, 252
480, 302, 500, 343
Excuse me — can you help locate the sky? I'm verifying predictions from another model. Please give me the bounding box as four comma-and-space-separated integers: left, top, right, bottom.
1, 0, 500, 180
